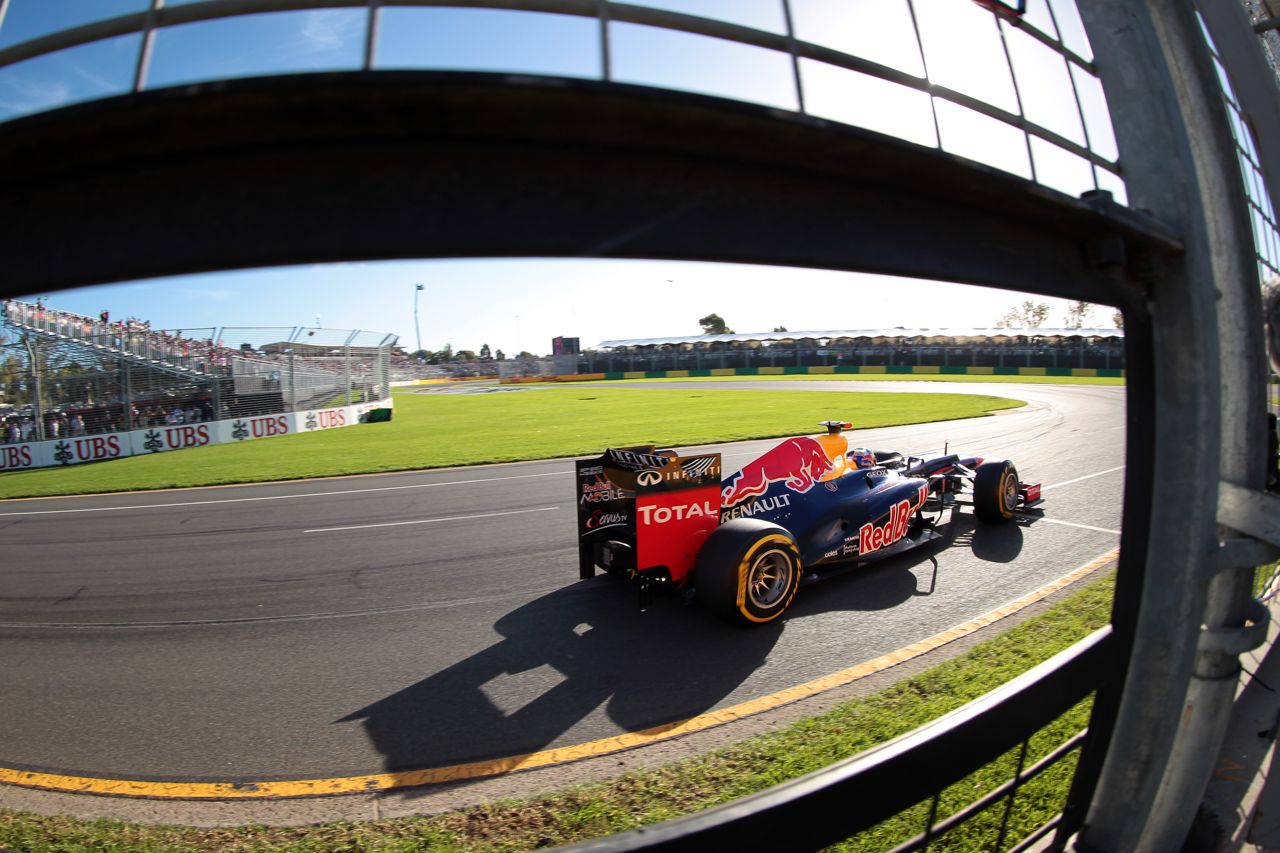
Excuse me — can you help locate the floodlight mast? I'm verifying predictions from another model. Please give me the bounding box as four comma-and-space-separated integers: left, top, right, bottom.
414, 282, 424, 359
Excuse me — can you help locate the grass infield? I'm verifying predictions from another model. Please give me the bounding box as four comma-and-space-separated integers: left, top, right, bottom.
0, 386, 1022, 499
0, 573, 1114, 852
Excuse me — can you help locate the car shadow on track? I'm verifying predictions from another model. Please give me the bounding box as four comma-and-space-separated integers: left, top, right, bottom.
337, 577, 786, 783
339, 512, 1025, 790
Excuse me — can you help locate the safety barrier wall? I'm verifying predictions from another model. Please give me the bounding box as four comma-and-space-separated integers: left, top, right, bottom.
502, 365, 1125, 383
0, 398, 393, 472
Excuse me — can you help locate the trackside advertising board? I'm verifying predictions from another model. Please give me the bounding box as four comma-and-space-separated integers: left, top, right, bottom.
0, 399, 393, 471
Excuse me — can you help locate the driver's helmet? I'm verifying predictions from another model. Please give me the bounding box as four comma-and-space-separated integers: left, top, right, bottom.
850, 447, 877, 469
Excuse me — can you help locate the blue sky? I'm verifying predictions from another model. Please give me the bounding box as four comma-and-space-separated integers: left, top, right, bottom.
0, 0, 1120, 354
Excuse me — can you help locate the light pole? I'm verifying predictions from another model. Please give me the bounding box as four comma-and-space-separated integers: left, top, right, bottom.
414, 283, 424, 359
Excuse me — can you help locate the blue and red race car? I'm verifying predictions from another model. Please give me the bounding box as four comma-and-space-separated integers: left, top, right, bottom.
576, 422, 1041, 624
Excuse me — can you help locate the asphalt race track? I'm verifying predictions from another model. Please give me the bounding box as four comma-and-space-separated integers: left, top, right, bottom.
0, 381, 1124, 790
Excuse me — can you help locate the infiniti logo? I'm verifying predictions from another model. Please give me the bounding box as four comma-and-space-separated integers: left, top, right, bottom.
637, 470, 662, 486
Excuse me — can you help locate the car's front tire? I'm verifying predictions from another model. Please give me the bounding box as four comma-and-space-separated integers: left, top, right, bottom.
974, 460, 1019, 523
695, 519, 801, 625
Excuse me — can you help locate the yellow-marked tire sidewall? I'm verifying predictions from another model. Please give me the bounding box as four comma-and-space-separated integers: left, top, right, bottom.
998, 466, 1017, 518
974, 459, 1018, 523
735, 534, 801, 624
695, 519, 801, 625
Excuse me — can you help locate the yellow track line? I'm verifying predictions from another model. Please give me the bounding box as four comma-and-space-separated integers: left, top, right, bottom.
0, 549, 1117, 800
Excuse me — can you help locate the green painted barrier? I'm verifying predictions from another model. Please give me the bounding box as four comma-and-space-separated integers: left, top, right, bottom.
586, 365, 1123, 380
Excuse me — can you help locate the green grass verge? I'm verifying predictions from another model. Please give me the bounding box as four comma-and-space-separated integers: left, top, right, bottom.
601, 373, 1124, 386
0, 572, 1114, 852
0, 387, 1021, 499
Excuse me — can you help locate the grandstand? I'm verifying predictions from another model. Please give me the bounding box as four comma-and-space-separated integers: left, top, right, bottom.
583, 327, 1125, 374
0, 299, 395, 442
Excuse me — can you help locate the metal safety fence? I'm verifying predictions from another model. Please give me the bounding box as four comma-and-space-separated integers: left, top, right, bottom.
0, 0, 1276, 851
0, 0, 1127, 204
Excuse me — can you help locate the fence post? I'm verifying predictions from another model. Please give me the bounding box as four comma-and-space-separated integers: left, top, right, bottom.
120, 356, 131, 430
1067, 1, 1263, 848
23, 334, 44, 441
345, 345, 352, 405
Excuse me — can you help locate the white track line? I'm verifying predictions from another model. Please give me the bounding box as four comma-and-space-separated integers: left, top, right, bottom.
1027, 517, 1121, 535
0, 462, 1128, 519
1041, 465, 1126, 491
305, 506, 559, 533
0, 471, 567, 517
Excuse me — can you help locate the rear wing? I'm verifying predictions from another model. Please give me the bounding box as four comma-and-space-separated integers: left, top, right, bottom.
575, 446, 722, 582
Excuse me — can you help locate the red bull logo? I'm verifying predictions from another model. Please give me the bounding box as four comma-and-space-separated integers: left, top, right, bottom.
721, 436, 835, 507
858, 484, 928, 556
859, 499, 913, 556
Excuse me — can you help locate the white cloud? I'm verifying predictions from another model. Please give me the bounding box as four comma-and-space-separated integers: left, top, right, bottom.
182, 288, 235, 303
289, 11, 361, 59
0, 76, 71, 116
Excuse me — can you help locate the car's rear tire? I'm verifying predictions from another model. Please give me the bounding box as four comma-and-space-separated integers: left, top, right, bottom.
695, 519, 801, 625
974, 460, 1019, 523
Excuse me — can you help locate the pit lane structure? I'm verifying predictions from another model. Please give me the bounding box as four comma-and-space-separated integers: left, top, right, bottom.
0, 1, 1276, 850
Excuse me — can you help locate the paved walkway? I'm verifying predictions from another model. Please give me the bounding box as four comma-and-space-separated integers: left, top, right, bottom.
1199, 596, 1280, 851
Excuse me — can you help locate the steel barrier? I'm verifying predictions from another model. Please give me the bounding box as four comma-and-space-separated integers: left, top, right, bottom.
0, 1, 1275, 850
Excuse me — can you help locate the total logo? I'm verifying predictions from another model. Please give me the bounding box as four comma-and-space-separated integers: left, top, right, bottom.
638, 500, 717, 526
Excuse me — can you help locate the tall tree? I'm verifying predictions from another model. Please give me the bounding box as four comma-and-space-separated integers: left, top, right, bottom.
1112, 310, 1124, 329
1024, 301, 1050, 327
479, 343, 491, 359
996, 300, 1050, 328
772, 325, 788, 333
699, 313, 734, 334
1064, 300, 1095, 328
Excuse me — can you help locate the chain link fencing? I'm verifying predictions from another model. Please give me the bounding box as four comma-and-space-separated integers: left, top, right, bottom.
1, 300, 394, 442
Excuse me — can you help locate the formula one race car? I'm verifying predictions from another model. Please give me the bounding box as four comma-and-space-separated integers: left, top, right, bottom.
575, 422, 1042, 624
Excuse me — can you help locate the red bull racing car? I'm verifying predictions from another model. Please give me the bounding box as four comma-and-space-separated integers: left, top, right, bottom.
576, 422, 1042, 625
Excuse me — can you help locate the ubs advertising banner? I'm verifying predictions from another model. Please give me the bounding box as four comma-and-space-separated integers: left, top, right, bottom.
1, 399, 392, 470
0, 441, 42, 471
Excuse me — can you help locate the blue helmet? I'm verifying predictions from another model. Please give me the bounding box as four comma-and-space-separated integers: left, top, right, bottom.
850, 447, 876, 469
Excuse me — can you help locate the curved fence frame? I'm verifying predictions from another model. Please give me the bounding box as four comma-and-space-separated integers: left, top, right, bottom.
0, 1, 1276, 850
0, 0, 1120, 187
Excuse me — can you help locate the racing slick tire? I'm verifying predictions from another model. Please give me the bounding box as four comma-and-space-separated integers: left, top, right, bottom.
974, 460, 1019, 523
695, 519, 802, 625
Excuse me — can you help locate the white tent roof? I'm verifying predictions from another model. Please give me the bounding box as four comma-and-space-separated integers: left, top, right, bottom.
594, 327, 1124, 350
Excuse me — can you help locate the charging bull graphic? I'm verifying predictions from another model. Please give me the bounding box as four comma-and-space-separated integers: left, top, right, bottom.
721, 436, 835, 508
